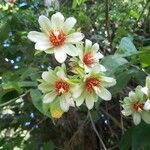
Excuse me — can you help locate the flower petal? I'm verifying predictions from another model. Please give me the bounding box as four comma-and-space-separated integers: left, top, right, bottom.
94, 87, 112, 101
54, 48, 67, 63
60, 96, 69, 112
56, 67, 66, 79
42, 70, 57, 83
92, 43, 99, 52
51, 12, 64, 30
121, 109, 132, 116
141, 111, 150, 124
95, 52, 104, 59
144, 99, 150, 111
35, 40, 52, 50
66, 32, 84, 43
43, 91, 57, 103
101, 76, 116, 88
38, 83, 52, 92
65, 93, 75, 107
85, 39, 92, 52
38, 15, 51, 35
64, 17, 76, 33
75, 95, 85, 107
27, 31, 48, 43
133, 113, 141, 125
72, 85, 83, 98
141, 87, 148, 95
64, 44, 79, 56
85, 93, 95, 109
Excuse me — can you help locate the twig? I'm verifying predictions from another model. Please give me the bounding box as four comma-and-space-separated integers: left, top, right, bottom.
89, 111, 107, 150
120, 105, 125, 135
136, 0, 150, 26
0, 90, 29, 108
65, 113, 90, 149
105, 0, 112, 52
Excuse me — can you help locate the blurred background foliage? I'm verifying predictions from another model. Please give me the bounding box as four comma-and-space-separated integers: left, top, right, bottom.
0, 0, 150, 149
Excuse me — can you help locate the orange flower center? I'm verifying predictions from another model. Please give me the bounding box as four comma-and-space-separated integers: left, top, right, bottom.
49, 30, 66, 47
55, 80, 70, 95
132, 101, 144, 112
85, 77, 100, 93
83, 52, 96, 67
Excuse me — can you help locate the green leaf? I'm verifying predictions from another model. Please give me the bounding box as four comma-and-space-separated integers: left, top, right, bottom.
139, 47, 150, 68
101, 55, 129, 75
132, 122, 150, 150
116, 37, 137, 56
120, 128, 132, 150
30, 89, 51, 118
43, 141, 55, 150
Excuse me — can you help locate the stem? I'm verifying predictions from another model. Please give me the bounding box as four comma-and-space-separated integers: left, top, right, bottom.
89, 111, 107, 150
105, 0, 112, 52
0, 90, 29, 108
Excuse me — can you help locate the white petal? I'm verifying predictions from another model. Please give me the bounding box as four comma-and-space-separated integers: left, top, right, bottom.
56, 68, 66, 79
38, 15, 51, 35
101, 76, 116, 88
141, 111, 150, 124
64, 17, 76, 33
146, 76, 150, 89
90, 65, 106, 73
85, 39, 92, 52
54, 48, 67, 63
75, 95, 85, 107
51, 12, 64, 30
72, 85, 83, 98
133, 113, 141, 125
95, 52, 104, 59
65, 94, 75, 107
43, 91, 57, 103
144, 99, 150, 111
64, 44, 79, 56
91, 43, 99, 52
94, 87, 112, 101
38, 83, 52, 92
60, 97, 69, 112
35, 40, 52, 50
42, 70, 57, 83
141, 87, 148, 95
121, 109, 132, 116
85, 94, 95, 109
27, 31, 48, 43
129, 91, 136, 100
83, 64, 90, 73
66, 32, 84, 43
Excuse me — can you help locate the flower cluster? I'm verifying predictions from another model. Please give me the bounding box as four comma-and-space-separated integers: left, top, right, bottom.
121, 76, 150, 125
28, 12, 116, 118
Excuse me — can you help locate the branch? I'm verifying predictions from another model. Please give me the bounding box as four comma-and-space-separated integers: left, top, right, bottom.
0, 90, 29, 108
89, 111, 107, 150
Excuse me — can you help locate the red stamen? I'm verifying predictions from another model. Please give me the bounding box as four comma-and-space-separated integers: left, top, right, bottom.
83, 52, 96, 67
49, 30, 66, 47
133, 101, 144, 111
85, 77, 100, 93
55, 80, 70, 95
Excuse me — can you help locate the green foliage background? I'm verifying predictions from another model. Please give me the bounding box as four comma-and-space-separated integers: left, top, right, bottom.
0, 0, 150, 149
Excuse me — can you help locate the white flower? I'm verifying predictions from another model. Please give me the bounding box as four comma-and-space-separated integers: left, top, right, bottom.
77, 39, 106, 73
73, 68, 116, 109
38, 66, 75, 112
28, 12, 84, 63
121, 86, 150, 125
